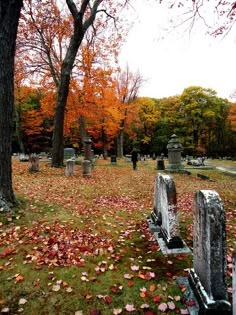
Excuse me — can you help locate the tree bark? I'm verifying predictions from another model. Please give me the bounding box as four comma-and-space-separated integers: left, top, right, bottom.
0, 1, 23, 208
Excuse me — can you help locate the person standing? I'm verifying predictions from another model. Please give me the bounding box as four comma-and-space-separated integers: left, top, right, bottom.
131, 148, 138, 170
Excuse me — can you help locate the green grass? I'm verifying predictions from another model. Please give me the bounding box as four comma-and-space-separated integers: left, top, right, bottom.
0, 158, 235, 314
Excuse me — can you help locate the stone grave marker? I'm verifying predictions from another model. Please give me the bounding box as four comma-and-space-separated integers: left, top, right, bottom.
82, 160, 91, 177
188, 190, 231, 314
28, 154, 39, 173
148, 174, 192, 255
65, 160, 75, 176
64, 148, 75, 161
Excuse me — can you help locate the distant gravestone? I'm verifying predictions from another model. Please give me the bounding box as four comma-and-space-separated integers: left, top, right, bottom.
65, 160, 75, 176
157, 174, 183, 249
111, 155, 117, 165
82, 160, 91, 177
64, 148, 75, 160
28, 154, 39, 173
188, 190, 231, 314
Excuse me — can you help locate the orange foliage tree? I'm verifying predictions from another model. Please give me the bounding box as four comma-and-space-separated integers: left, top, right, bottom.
17, 0, 130, 166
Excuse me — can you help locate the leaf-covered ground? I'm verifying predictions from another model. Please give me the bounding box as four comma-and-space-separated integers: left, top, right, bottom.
0, 158, 235, 314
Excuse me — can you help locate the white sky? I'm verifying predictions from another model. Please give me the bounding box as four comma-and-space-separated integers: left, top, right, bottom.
119, 0, 236, 101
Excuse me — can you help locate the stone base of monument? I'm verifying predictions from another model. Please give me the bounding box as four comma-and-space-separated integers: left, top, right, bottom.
165, 163, 185, 173
153, 232, 192, 255
147, 217, 191, 255
159, 227, 184, 249
187, 269, 232, 315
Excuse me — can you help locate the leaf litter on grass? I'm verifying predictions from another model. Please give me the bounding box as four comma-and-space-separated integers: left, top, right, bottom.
0, 158, 235, 313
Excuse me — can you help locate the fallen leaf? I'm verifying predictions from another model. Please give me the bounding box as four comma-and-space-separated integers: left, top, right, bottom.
125, 304, 136, 312
15, 275, 24, 282
52, 284, 60, 292
153, 296, 161, 303
19, 298, 27, 305
113, 308, 122, 315
167, 301, 176, 310
149, 284, 155, 292
158, 303, 168, 312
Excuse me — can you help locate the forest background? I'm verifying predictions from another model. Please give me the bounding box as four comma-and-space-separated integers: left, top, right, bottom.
11, 0, 236, 159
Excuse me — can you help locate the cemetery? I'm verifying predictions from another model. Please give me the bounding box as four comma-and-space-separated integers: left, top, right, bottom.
0, 153, 235, 314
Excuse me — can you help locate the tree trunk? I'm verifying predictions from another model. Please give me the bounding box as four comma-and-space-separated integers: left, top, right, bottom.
117, 129, 124, 158
14, 106, 25, 153
51, 0, 102, 167
0, 1, 23, 209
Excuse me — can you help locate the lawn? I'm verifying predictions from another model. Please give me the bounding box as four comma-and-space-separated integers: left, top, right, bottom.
0, 157, 235, 315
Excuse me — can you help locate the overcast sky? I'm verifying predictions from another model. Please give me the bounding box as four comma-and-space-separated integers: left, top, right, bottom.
119, 0, 236, 101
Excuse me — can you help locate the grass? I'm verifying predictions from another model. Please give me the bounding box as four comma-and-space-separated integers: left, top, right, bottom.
0, 157, 235, 314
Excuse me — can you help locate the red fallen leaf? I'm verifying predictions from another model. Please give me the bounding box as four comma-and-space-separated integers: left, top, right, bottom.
187, 300, 195, 306
90, 309, 101, 315
15, 275, 24, 282
128, 281, 134, 287
104, 295, 112, 304
1, 248, 15, 257
145, 312, 155, 315
166, 272, 172, 277
111, 287, 117, 293
153, 296, 161, 302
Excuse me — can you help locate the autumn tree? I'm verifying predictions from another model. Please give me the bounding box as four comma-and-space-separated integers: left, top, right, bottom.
135, 97, 160, 153
115, 66, 144, 157
18, 0, 129, 167
0, 1, 23, 209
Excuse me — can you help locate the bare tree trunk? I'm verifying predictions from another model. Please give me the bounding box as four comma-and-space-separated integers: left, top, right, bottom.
117, 129, 124, 158
14, 106, 25, 153
0, 1, 23, 209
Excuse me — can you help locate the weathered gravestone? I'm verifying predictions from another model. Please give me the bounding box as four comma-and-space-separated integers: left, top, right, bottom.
150, 174, 185, 252
64, 148, 75, 161
28, 154, 39, 173
188, 190, 231, 314
82, 160, 91, 177
65, 160, 75, 176
156, 153, 165, 170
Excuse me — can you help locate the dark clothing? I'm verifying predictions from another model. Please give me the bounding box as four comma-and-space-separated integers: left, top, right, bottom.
131, 150, 138, 170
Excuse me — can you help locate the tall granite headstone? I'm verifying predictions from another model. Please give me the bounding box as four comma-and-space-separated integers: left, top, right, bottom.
188, 190, 231, 314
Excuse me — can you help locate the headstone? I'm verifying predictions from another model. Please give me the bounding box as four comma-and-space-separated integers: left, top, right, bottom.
19, 153, 28, 162
64, 148, 75, 160
65, 160, 75, 176
28, 154, 39, 173
111, 155, 117, 165
188, 190, 231, 314
82, 160, 91, 177
166, 134, 184, 173
156, 174, 183, 249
